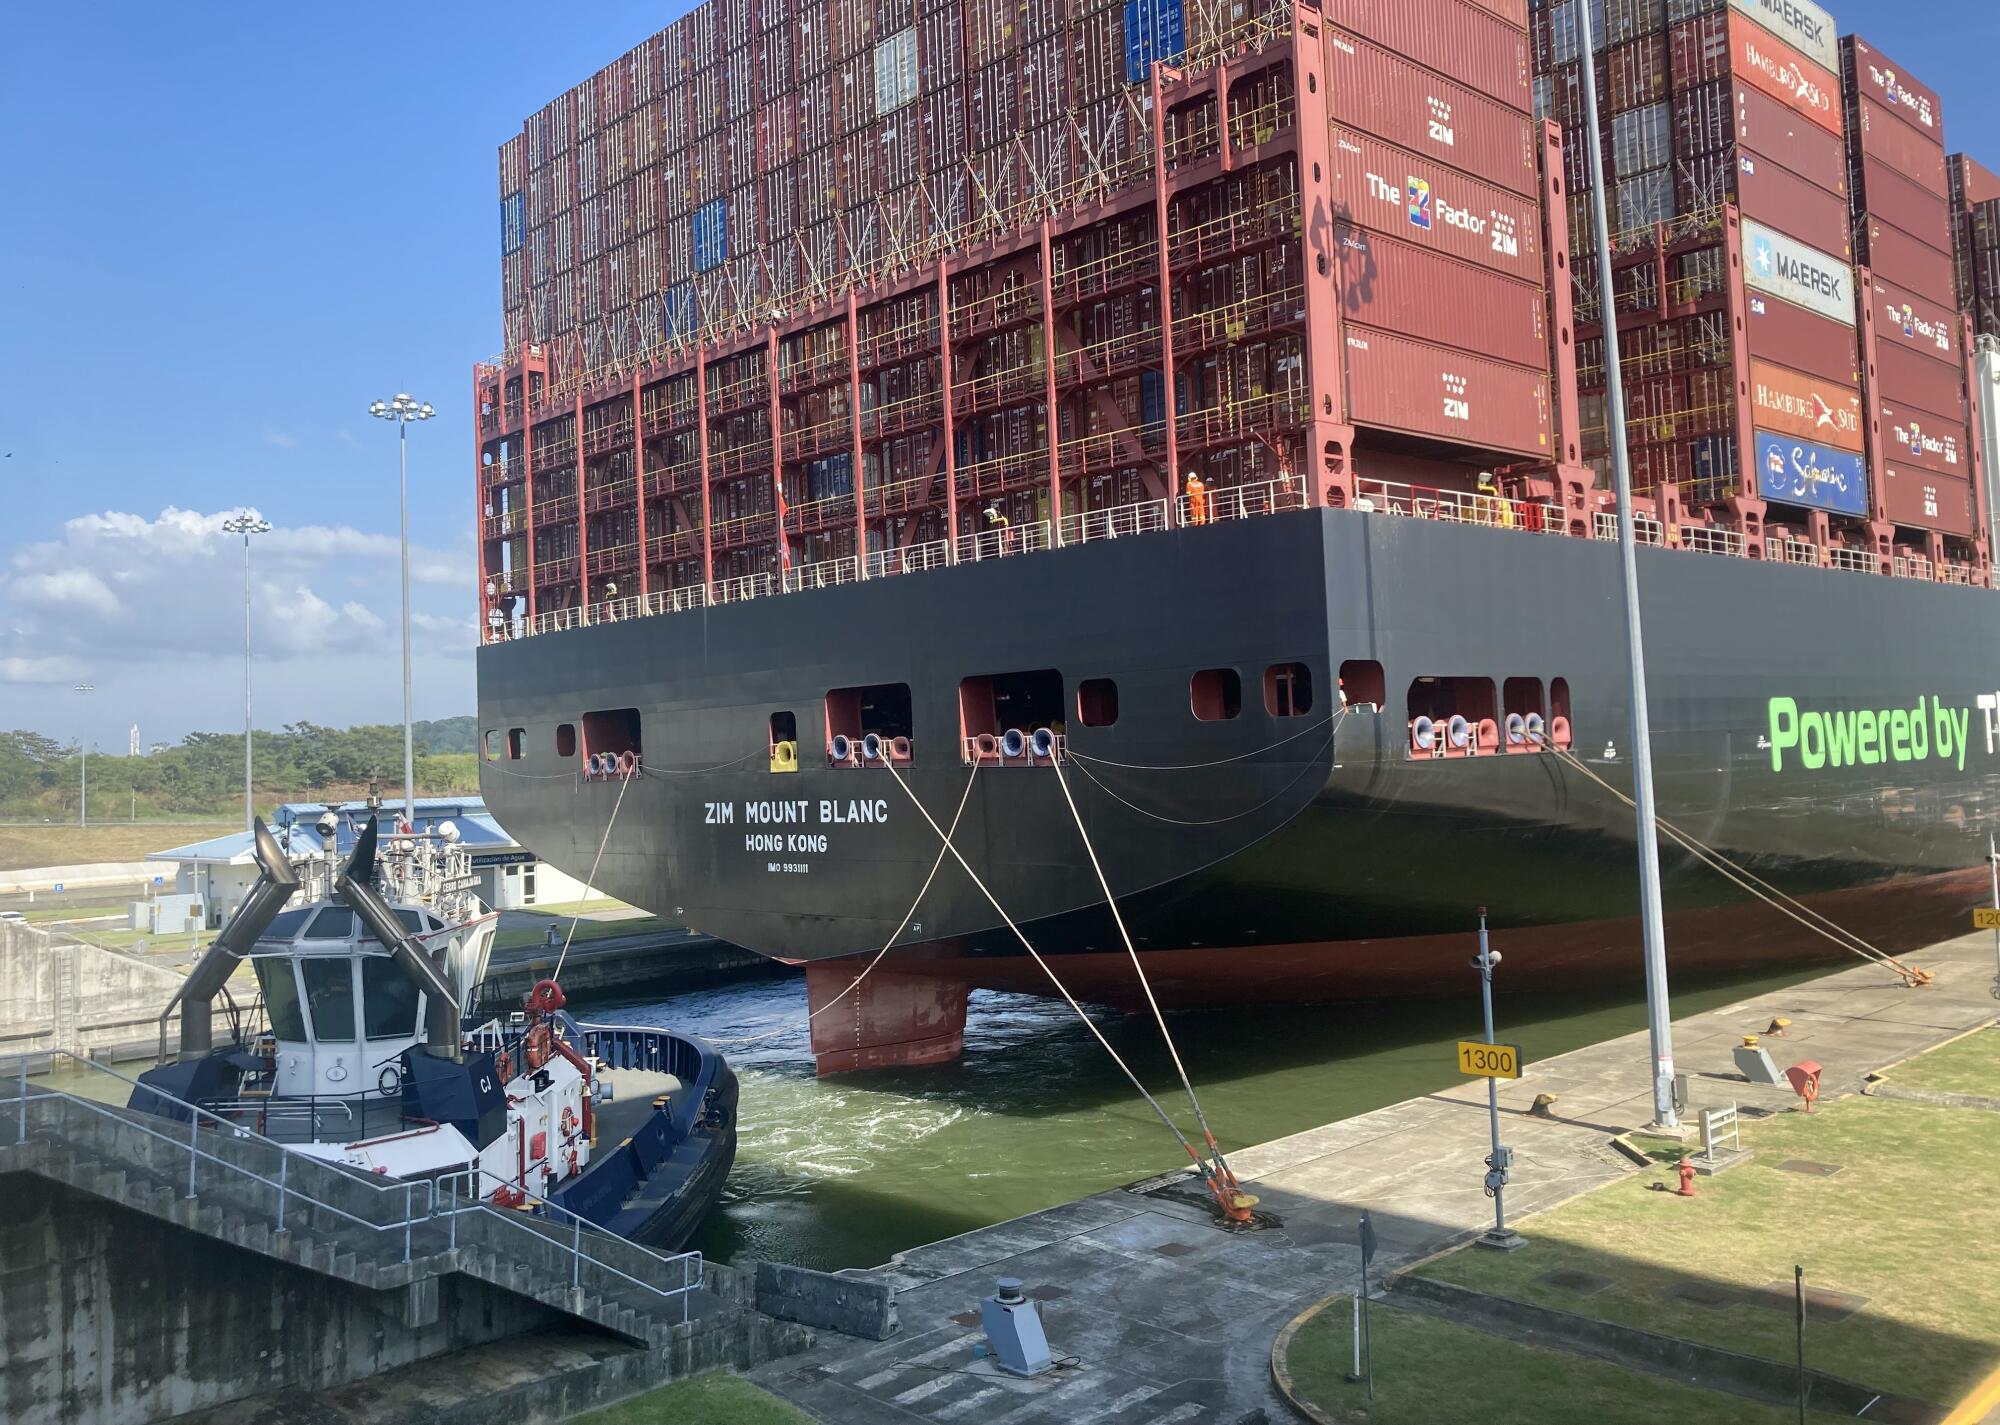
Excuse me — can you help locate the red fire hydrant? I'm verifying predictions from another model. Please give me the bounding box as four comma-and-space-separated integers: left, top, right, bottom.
1675, 1158, 1697, 1197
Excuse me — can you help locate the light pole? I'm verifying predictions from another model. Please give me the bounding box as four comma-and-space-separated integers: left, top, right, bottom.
1473, 910, 1522, 1251
221, 514, 272, 834
1578, 0, 1678, 1131
369, 393, 435, 828
73, 684, 94, 827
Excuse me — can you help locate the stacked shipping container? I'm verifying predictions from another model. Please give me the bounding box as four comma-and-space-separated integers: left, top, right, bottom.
1534, 0, 1878, 547
1843, 36, 1980, 544
1950, 154, 2000, 342
477, 0, 1576, 627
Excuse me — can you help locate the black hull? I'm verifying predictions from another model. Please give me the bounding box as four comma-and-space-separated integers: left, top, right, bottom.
479, 510, 2000, 1060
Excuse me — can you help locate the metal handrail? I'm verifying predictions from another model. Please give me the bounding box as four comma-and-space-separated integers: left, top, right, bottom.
1059, 498, 1169, 546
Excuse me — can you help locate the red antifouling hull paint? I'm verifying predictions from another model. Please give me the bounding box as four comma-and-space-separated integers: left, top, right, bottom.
1745, 294, 1860, 387
1729, 14, 1841, 137
1735, 84, 1847, 197
1861, 218, 1957, 306
1842, 36, 1943, 145
1881, 469, 1975, 538
1866, 273, 1963, 369
1326, 127, 1544, 284
1322, 27, 1538, 197
1330, 223, 1549, 371
1342, 326, 1552, 458
1319, 0, 1533, 111
1852, 96, 1947, 197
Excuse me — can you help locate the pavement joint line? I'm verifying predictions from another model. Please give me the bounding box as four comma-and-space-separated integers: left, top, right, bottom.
1072, 1384, 1163, 1422
891, 1374, 965, 1406
933, 1385, 1007, 1420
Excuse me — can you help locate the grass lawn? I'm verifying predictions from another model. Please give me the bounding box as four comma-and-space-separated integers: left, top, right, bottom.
568, 1373, 812, 1425
1420, 1094, 2000, 1406
1287, 1296, 1840, 1425
526, 895, 635, 917
0, 822, 232, 872
1889, 1027, 2000, 1098
492, 912, 676, 953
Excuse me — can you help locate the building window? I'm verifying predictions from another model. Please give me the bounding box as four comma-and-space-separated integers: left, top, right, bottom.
1077, 678, 1119, 727
1265, 662, 1313, 717
507, 728, 526, 760
556, 724, 576, 758
521, 864, 538, 904
1191, 668, 1242, 722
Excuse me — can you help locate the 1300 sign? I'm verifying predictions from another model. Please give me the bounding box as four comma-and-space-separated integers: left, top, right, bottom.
1458, 1041, 1523, 1079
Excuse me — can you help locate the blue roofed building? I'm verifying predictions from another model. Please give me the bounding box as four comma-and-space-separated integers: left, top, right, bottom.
149, 797, 595, 928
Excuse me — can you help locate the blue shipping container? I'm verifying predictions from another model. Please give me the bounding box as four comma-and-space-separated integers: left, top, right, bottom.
501, 192, 526, 257
1752, 431, 1870, 518
692, 198, 729, 274
1123, 0, 1186, 83
661, 282, 697, 343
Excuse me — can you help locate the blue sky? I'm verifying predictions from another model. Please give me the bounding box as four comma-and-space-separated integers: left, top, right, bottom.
1, 1, 1996, 749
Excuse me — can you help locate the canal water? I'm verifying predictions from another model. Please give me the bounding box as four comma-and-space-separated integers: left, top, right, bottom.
590, 960, 1836, 1271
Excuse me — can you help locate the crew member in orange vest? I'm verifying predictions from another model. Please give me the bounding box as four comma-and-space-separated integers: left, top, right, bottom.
1185, 471, 1209, 526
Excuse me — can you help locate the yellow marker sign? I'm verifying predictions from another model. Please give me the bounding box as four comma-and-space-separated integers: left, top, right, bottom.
1458, 1041, 1523, 1080
1974, 908, 2000, 930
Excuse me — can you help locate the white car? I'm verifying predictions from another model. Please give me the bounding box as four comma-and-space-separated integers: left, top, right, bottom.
0, 910, 26, 923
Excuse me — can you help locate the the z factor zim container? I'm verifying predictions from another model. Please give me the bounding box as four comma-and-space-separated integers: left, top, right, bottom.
1325, 127, 1544, 284
1322, 28, 1538, 196
1842, 37, 1942, 146
1330, 224, 1549, 371
1317, 0, 1532, 111
1341, 328, 1553, 459
1865, 273, 1962, 370
1881, 468, 1976, 538
1876, 399, 1971, 481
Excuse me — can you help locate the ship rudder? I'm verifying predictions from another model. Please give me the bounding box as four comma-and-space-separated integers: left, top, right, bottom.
806, 959, 968, 1075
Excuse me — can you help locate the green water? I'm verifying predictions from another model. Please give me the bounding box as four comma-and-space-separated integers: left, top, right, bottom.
599, 960, 1838, 1271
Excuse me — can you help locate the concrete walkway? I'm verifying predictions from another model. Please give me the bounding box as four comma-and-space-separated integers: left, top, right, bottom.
749, 933, 2000, 1425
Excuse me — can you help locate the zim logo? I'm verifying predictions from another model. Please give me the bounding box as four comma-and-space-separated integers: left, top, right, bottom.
1441, 372, 1470, 422
1426, 96, 1455, 147
1407, 177, 1432, 230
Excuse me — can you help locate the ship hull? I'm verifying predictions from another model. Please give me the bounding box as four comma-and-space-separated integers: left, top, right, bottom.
479, 510, 2000, 1069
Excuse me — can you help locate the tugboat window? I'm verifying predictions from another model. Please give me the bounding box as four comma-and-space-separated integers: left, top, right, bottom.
1191, 668, 1242, 721
255, 959, 306, 1041
362, 956, 421, 1039
299, 958, 356, 1042
302, 907, 356, 940
1077, 678, 1119, 727
556, 723, 577, 758
1265, 662, 1313, 717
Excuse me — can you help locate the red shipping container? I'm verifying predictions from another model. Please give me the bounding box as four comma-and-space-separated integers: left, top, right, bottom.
1342, 326, 1552, 458
1669, 12, 1728, 93
1852, 96, 1947, 199
1323, 28, 1538, 197
1318, 0, 1531, 113
1607, 36, 1670, 113
1842, 37, 1942, 145
1460, 0, 1527, 33
1861, 218, 1957, 307
1735, 84, 1845, 197
1866, 273, 1963, 369
1729, 15, 1840, 138
1956, 154, 2000, 207
1877, 397, 1971, 479
1745, 292, 1860, 387
1747, 357, 1863, 452
1853, 159, 1952, 254
1874, 340, 1967, 425
1330, 223, 1548, 370
1880, 468, 1975, 537
1325, 127, 1545, 286
1735, 149, 1850, 257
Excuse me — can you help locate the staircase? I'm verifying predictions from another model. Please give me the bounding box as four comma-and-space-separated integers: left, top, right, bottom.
0, 1055, 718, 1350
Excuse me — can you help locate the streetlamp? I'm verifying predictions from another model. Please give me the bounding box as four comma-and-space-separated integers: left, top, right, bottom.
368, 392, 434, 828
73, 684, 94, 828
221, 513, 272, 834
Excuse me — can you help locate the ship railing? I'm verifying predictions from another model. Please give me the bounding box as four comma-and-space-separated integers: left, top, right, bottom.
3, 1050, 707, 1327
955, 519, 1052, 564
1829, 547, 1877, 574
782, 554, 861, 593
643, 584, 710, 616
1779, 538, 1821, 567
709, 572, 777, 605
1678, 524, 1747, 559
1893, 554, 1936, 582
1590, 510, 1666, 546
864, 539, 954, 579
1356, 478, 1560, 534
960, 731, 1067, 765
1059, 498, 1169, 546
1939, 561, 1977, 586
1181, 475, 1308, 527
530, 605, 588, 636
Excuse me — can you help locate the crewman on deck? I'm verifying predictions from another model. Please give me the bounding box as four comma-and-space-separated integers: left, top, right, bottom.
1475, 472, 1516, 529
602, 579, 619, 619
1185, 471, 1209, 526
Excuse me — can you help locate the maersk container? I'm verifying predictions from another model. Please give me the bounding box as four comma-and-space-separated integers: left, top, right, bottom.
1840, 36, 1942, 147
1322, 28, 1539, 197
1325, 126, 1545, 284
1319, 0, 1533, 112
1330, 223, 1550, 371
1341, 327, 1553, 458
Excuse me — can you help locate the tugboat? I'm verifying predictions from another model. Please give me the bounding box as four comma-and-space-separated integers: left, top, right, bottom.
128, 813, 736, 1250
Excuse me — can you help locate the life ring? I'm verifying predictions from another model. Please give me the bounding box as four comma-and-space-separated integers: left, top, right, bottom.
377, 1063, 402, 1098
560, 1105, 579, 1139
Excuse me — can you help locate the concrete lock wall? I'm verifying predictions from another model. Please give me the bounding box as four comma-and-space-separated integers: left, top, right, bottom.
0, 924, 224, 1060
0, 1175, 564, 1425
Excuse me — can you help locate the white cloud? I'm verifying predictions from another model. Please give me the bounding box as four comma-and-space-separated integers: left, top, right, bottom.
0, 654, 86, 685
263, 429, 299, 449
13, 568, 120, 618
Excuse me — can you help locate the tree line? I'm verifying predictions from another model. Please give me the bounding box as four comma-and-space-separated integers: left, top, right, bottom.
0, 717, 480, 819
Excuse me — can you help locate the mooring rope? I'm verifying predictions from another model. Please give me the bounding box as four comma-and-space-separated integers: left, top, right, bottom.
553, 770, 633, 983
